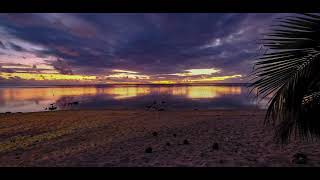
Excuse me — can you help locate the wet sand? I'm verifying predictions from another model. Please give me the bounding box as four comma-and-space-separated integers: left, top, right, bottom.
1, 109, 320, 167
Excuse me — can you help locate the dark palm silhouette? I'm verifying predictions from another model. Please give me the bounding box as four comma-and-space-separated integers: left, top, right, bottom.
250, 13, 320, 143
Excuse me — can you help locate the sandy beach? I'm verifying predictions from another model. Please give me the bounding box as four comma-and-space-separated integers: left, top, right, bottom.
1, 109, 320, 167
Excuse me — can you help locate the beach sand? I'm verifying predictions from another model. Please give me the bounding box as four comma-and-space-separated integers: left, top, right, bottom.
1, 109, 320, 167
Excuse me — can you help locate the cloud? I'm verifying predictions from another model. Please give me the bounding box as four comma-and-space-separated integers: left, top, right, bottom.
105, 69, 150, 80
200, 38, 222, 49
168, 68, 221, 77
51, 59, 73, 75
0, 13, 291, 85
105, 73, 150, 80
1, 13, 98, 38
8, 42, 24, 51
54, 46, 80, 57
39, 13, 98, 38
112, 69, 139, 74
0, 67, 14, 73
0, 41, 6, 49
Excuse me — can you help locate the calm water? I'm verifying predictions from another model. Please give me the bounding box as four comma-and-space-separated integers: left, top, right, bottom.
0, 85, 267, 113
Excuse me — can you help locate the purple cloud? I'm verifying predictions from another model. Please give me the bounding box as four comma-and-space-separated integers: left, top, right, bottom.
0, 13, 292, 84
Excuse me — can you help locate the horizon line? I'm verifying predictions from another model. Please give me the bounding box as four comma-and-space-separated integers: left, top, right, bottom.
0, 82, 250, 87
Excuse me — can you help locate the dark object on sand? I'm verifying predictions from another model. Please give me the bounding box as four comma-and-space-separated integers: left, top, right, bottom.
48, 105, 57, 111
158, 108, 165, 111
72, 101, 79, 105
145, 147, 153, 153
161, 101, 166, 104
292, 153, 307, 164
48, 103, 57, 111
5, 112, 11, 114
183, 139, 190, 145
166, 142, 171, 146
67, 101, 79, 106
194, 108, 199, 110
212, 143, 219, 150
173, 134, 177, 137
152, 132, 158, 136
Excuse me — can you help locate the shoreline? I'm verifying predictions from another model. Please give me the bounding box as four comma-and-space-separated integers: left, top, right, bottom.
0, 107, 264, 114
1, 109, 319, 167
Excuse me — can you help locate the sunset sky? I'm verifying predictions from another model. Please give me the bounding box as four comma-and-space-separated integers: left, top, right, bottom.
0, 13, 289, 85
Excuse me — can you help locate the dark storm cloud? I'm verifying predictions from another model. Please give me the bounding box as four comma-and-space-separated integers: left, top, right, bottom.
0, 41, 6, 49
0, 67, 14, 73
0, 13, 290, 78
51, 59, 73, 75
8, 42, 24, 51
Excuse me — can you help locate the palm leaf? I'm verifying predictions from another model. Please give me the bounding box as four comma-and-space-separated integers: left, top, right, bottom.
250, 13, 320, 143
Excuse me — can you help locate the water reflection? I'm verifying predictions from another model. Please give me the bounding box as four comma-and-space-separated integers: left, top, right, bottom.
0, 85, 263, 113
185, 86, 241, 99
101, 87, 151, 99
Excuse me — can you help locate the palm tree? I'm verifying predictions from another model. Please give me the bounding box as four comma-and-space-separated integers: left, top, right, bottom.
250, 13, 320, 143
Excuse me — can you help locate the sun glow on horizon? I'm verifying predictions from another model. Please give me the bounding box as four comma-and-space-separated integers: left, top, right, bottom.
105, 73, 150, 80
0, 72, 96, 81
188, 74, 242, 82
1, 65, 242, 84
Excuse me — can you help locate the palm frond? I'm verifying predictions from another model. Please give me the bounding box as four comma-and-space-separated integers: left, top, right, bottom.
250, 13, 320, 143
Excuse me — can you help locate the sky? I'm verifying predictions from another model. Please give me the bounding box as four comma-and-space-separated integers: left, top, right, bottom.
0, 13, 289, 85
